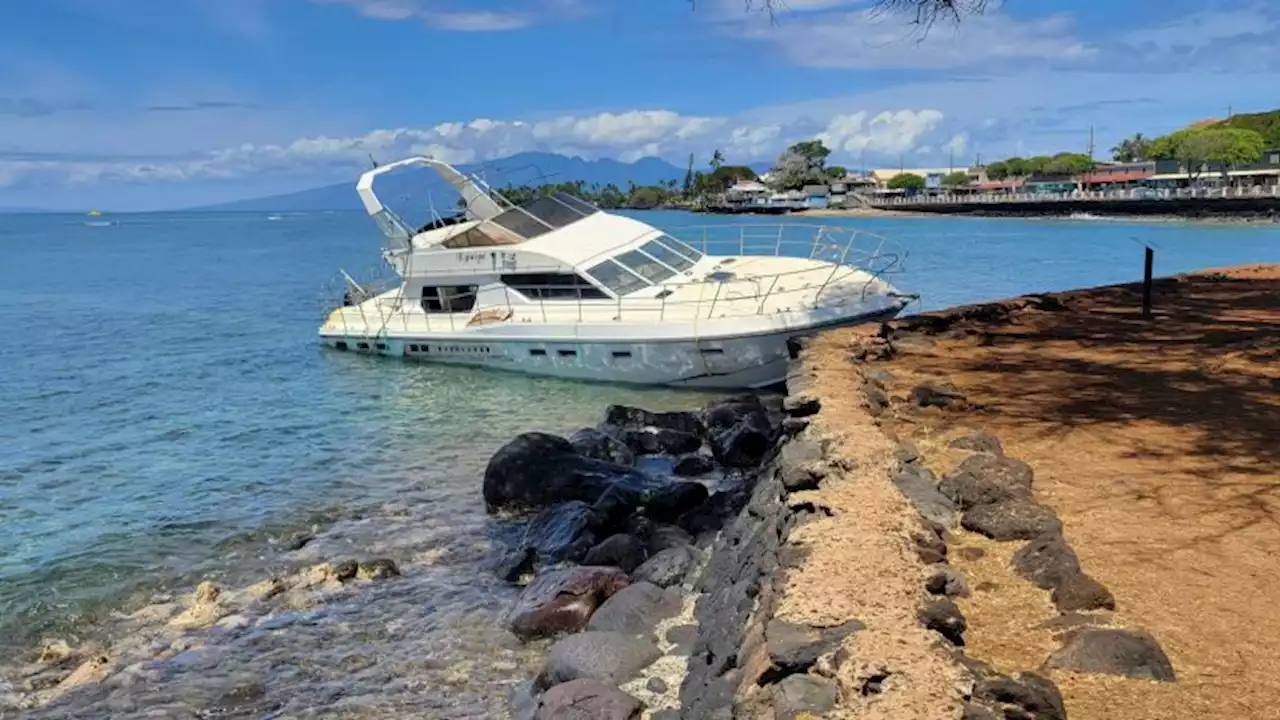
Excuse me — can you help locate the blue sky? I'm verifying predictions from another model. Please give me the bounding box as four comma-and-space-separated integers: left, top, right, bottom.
2, 0, 1278, 210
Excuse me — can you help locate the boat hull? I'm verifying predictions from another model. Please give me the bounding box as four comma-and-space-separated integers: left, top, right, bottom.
320, 305, 904, 389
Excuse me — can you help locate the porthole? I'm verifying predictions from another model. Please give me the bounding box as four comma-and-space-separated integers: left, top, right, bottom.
357, 342, 370, 350
376, 342, 387, 351
409, 344, 419, 352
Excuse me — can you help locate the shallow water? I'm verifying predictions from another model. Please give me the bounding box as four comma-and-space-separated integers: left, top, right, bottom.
1, 209, 1277, 716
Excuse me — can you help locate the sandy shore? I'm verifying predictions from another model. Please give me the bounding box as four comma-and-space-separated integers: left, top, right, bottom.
795, 263, 1280, 718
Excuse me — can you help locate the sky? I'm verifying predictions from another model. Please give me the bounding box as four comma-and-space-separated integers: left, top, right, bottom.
1, 0, 1278, 210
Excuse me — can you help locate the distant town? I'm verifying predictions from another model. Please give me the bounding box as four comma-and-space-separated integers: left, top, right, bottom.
492, 108, 1280, 217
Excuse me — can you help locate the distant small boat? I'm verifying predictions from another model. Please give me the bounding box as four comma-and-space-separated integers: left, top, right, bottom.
87, 210, 103, 217
84, 220, 113, 227
267, 215, 283, 221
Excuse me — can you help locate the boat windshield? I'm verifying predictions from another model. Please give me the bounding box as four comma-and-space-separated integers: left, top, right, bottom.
489, 193, 599, 241
586, 259, 648, 296
639, 236, 698, 272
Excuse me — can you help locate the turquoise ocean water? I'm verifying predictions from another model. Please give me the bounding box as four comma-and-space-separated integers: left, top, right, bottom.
1, 209, 1277, 715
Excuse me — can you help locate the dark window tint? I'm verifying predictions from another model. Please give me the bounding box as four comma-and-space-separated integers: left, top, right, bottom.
491, 207, 553, 240
554, 193, 599, 216
617, 250, 675, 285
501, 273, 608, 300
658, 234, 704, 261
420, 285, 478, 313
586, 259, 648, 296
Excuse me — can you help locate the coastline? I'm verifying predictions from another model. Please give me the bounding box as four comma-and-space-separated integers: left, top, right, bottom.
5, 264, 1277, 719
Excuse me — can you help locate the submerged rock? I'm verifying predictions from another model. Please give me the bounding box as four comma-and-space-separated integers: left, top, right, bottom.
508, 566, 630, 640
604, 405, 705, 437
483, 433, 669, 512
673, 454, 716, 477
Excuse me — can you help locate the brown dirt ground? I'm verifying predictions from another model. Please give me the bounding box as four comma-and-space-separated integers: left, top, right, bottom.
820, 263, 1280, 719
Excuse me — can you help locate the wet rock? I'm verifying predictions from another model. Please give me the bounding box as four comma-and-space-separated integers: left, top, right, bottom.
587, 581, 680, 636
646, 677, 668, 694
764, 619, 864, 678
631, 546, 695, 588
619, 428, 703, 456
644, 482, 710, 525
961, 500, 1061, 541
925, 565, 971, 598
495, 547, 537, 582
593, 484, 646, 534
1044, 628, 1176, 682
358, 558, 400, 580
509, 566, 630, 640
703, 396, 781, 468
536, 678, 642, 720
893, 466, 956, 527
938, 455, 1035, 511
911, 382, 968, 409
1012, 533, 1082, 590
281, 532, 314, 551
484, 432, 669, 512
583, 534, 647, 574
919, 598, 967, 646
773, 674, 838, 720
522, 501, 599, 563
510, 680, 539, 720
1052, 572, 1116, 612
972, 672, 1066, 720
673, 454, 716, 477
540, 631, 662, 687
605, 405, 705, 437
571, 428, 636, 466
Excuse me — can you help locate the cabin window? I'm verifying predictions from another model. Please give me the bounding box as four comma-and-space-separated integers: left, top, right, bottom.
489, 194, 598, 240
530, 348, 547, 356
335, 341, 348, 351
612, 350, 632, 359
501, 273, 608, 300
640, 238, 696, 272
586, 259, 649, 296
557, 349, 578, 357
617, 250, 676, 285
420, 285, 478, 313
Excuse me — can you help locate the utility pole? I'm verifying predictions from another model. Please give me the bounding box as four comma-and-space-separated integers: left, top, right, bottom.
1087, 125, 1095, 162
1228, 104, 1233, 119
949, 149, 954, 174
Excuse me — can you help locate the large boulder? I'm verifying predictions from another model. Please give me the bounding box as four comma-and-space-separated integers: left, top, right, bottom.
484, 433, 669, 512
570, 428, 636, 466
765, 619, 864, 676
971, 672, 1066, 720
702, 396, 781, 468
1012, 533, 1082, 590
535, 679, 642, 720
1044, 628, 1176, 682
520, 501, 599, 563
540, 631, 662, 687
617, 428, 703, 456
508, 566, 630, 640
586, 581, 681, 636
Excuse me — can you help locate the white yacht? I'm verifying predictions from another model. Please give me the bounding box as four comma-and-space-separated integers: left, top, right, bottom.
320, 157, 915, 388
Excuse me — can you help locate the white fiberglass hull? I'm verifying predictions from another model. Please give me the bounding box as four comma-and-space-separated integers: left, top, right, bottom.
319, 304, 905, 389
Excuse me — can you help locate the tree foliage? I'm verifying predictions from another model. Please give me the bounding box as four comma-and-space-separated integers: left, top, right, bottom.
887, 173, 926, 191
769, 140, 833, 190
984, 153, 1094, 179
941, 171, 969, 187
1110, 133, 1152, 163
1148, 127, 1267, 179
497, 179, 681, 210
1216, 110, 1280, 149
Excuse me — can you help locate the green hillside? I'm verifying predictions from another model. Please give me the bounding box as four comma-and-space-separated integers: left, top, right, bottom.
1216, 110, 1280, 149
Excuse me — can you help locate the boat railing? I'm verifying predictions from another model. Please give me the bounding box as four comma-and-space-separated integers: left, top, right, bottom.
325, 223, 909, 338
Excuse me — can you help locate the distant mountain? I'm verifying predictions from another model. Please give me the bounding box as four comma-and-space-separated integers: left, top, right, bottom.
196, 152, 687, 212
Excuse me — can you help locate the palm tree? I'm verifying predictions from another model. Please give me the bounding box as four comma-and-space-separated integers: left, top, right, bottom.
1110, 133, 1151, 163
710, 149, 725, 172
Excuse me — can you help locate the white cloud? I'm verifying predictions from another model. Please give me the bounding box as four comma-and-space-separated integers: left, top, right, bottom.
0, 105, 957, 189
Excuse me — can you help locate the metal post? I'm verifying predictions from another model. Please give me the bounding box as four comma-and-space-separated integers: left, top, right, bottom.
1142, 246, 1154, 318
